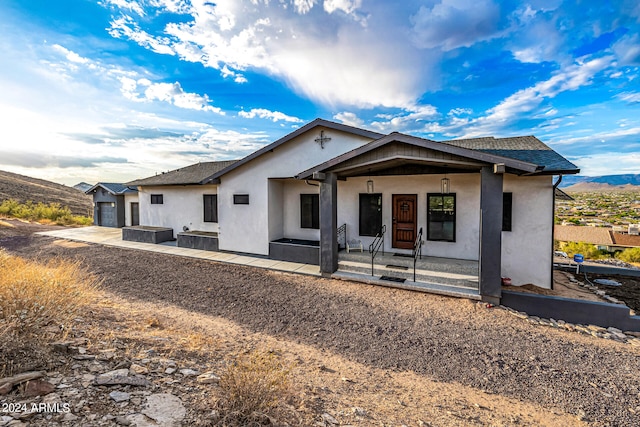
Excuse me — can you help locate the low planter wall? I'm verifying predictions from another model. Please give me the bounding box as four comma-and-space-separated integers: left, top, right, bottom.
122, 226, 174, 244
269, 238, 319, 265
501, 290, 640, 332
177, 231, 219, 251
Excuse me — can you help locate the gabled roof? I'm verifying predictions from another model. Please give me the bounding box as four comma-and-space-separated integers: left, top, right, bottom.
444, 136, 579, 174
204, 118, 384, 183
85, 182, 137, 195
296, 132, 542, 180
126, 161, 238, 186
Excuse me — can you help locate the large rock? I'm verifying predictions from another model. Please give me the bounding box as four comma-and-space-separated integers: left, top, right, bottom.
127, 394, 186, 427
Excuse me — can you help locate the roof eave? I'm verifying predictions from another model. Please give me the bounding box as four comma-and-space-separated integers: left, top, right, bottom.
296, 132, 542, 179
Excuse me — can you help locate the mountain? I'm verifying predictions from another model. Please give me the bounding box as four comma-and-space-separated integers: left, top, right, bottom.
559, 174, 640, 188
0, 170, 93, 216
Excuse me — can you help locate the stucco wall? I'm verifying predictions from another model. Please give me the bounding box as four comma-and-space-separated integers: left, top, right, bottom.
138, 185, 219, 237
124, 193, 139, 227
337, 174, 481, 260
218, 127, 373, 255
282, 179, 321, 241
501, 175, 553, 288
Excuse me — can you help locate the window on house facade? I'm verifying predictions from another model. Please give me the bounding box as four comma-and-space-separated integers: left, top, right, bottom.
359, 193, 382, 236
503, 192, 513, 232
427, 193, 456, 242
203, 194, 218, 223
300, 194, 319, 229
233, 194, 249, 205
151, 194, 163, 204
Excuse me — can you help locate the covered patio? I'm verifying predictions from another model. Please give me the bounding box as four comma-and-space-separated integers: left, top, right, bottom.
296, 133, 544, 304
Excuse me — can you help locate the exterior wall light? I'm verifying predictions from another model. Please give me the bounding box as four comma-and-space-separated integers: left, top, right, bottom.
441, 177, 450, 194
367, 178, 374, 194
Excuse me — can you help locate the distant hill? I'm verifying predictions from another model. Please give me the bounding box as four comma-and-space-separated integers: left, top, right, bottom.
560, 174, 640, 189
0, 170, 93, 216
562, 182, 640, 192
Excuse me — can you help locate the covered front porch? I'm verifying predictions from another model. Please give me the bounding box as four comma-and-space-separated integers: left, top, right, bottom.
296, 133, 543, 304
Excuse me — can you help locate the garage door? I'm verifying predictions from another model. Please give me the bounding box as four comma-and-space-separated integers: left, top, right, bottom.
98, 202, 117, 227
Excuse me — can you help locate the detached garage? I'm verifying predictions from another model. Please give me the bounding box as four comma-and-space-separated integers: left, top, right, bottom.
85, 183, 138, 228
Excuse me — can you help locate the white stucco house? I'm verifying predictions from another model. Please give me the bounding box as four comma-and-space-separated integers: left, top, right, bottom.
125, 118, 579, 304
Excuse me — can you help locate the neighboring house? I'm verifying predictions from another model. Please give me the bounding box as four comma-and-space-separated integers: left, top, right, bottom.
85, 183, 138, 228
555, 225, 640, 252
125, 118, 579, 303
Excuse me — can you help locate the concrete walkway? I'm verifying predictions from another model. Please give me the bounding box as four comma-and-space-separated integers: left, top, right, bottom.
36, 226, 481, 299
36, 227, 321, 276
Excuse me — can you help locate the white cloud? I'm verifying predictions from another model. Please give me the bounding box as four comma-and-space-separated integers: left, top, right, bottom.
238, 108, 303, 122
333, 111, 365, 128
109, 16, 176, 56
613, 34, 640, 66
448, 108, 472, 116
104, 0, 436, 108
119, 78, 225, 114
410, 0, 501, 51
458, 57, 613, 136
149, 0, 192, 14
571, 151, 640, 177
101, 0, 145, 16
292, 0, 317, 14
323, 0, 361, 15
52, 44, 89, 64
551, 126, 640, 145
618, 92, 640, 104
369, 104, 439, 133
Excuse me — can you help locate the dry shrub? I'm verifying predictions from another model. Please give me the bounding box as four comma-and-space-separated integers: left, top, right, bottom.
0, 249, 99, 341
215, 350, 293, 426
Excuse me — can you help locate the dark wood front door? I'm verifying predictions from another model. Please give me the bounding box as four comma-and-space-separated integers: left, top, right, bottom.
392, 194, 417, 249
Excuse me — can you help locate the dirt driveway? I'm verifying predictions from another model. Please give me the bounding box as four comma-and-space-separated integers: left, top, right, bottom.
3, 222, 640, 426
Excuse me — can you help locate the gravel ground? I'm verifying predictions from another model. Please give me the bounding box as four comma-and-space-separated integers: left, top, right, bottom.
3, 227, 640, 426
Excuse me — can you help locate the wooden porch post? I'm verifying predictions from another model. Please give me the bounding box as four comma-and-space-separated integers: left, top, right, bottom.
320, 172, 338, 276
479, 166, 503, 305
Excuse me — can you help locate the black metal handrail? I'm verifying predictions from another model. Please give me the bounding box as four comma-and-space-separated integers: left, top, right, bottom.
412, 227, 423, 282
368, 224, 386, 276
337, 223, 346, 249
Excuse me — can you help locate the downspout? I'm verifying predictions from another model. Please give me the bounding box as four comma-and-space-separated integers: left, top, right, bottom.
305, 180, 320, 187
551, 175, 563, 290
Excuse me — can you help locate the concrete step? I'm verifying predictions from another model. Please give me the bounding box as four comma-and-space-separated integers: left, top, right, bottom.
332, 271, 481, 300
338, 260, 478, 289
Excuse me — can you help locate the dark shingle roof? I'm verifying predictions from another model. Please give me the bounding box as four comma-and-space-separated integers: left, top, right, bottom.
444, 136, 579, 174
85, 183, 137, 195
126, 161, 238, 186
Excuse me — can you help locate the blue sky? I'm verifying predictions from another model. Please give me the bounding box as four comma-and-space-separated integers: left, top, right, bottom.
0, 0, 638, 185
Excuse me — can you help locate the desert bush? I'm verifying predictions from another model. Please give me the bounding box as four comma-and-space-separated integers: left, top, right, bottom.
216, 350, 293, 426
0, 199, 92, 225
616, 247, 640, 264
558, 241, 610, 260
0, 249, 99, 341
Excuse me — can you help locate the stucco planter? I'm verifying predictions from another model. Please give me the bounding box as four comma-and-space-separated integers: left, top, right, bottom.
122, 226, 174, 244
177, 231, 219, 251
269, 238, 320, 265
